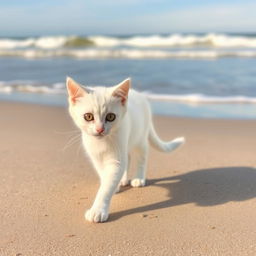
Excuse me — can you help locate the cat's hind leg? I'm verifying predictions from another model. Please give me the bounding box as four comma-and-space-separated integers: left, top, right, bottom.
115, 154, 130, 193
120, 170, 129, 186
115, 171, 128, 193
131, 144, 148, 187
120, 154, 130, 186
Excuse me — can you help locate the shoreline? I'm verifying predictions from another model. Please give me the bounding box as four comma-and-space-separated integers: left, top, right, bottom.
1, 101, 256, 255
1, 95, 256, 120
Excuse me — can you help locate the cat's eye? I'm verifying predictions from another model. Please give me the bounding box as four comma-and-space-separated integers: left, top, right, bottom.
84, 113, 94, 121
105, 113, 116, 122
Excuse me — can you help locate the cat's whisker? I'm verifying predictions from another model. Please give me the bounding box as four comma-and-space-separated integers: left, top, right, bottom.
62, 133, 81, 151
69, 141, 84, 169
62, 139, 80, 152
54, 129, 80, 135
75, 142, 83, 160
77, 142, 83, 156
64, 135, 81, 147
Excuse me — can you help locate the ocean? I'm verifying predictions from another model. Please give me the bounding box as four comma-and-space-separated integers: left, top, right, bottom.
1, 33, 256, 119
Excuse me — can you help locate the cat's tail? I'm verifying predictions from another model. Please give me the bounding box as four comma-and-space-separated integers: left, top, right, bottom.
149, 122, 185, 153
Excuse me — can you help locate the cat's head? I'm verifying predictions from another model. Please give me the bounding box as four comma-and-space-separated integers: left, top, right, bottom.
66, 77, 130, 137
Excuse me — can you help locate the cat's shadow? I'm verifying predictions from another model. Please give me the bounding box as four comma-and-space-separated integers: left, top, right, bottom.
110, 166, 256, 221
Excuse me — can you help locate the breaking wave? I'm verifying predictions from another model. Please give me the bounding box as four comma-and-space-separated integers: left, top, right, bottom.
1, 80, 256, 104
0, 81, 66, 94
1, 33, 256, 50
0, 36, 93, 49
1, 49, 256, 59
145, 93, 256, 104
1, 33, 256, 59
89, 33, 256, 48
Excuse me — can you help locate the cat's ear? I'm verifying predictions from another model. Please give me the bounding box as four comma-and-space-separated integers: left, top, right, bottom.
66, 76, 88, 104
112, 78, 131, 105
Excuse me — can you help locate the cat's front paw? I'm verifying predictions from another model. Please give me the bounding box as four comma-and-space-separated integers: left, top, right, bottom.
131, 178, 146, 187
85, 207, 109, 223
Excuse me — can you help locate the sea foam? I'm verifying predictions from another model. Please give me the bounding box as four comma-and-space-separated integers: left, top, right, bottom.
1, 33, 256, 50
0, 49, 256, 59
1, 81, 256, 104
89, 33, 256, 48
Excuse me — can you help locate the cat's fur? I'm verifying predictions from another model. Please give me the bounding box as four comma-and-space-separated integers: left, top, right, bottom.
66, 77, 185, 223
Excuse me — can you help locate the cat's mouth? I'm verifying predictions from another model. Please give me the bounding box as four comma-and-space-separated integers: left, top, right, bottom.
93, 133, 106, 138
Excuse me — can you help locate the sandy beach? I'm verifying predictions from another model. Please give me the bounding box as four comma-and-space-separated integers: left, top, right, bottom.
1, 101, 256, 256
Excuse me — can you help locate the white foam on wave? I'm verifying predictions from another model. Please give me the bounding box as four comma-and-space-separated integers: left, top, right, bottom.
33, 36, 68, 49
0, 38, 34, 49
145, 93, 256, 104
0, 36, 69, 49
1, 49, 256, 59
90, 33, 256, 48
1, 33, 256, 50
0, 81, 66, 94
1, 81, 256, 105
0, 84, 13, 93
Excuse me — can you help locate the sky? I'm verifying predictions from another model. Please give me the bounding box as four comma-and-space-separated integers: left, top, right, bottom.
0, 0, 255, 36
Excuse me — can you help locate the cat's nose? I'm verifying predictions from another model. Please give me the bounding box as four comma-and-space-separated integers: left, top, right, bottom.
96, 127, 105, 134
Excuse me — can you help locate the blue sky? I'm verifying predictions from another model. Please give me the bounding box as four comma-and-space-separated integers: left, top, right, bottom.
0, 0, 255, 36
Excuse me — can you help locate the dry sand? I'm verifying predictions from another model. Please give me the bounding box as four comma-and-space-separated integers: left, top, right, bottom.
1, 101, 256, 256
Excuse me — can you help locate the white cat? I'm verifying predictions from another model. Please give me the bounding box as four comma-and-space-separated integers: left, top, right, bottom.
66, 77, 185, 223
